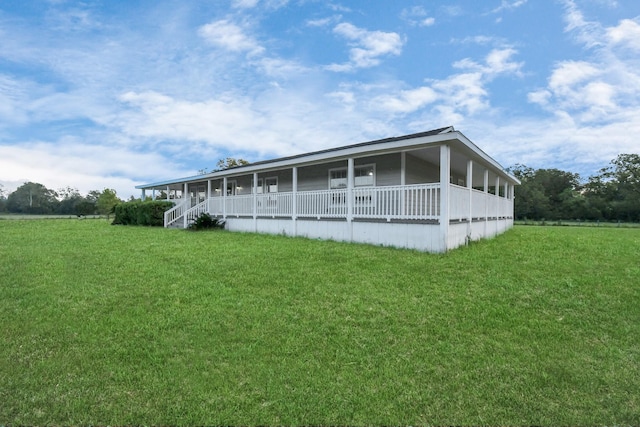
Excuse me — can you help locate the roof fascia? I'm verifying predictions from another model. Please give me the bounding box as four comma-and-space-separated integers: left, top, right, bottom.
454, 131, 521, 185
136, 129, 520, 189
137, 132, 456, 189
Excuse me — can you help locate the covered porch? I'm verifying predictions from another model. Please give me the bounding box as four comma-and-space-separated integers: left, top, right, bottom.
139, 131, 517, 252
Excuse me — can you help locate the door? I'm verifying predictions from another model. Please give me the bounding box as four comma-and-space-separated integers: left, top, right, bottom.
226, 180, 237, 196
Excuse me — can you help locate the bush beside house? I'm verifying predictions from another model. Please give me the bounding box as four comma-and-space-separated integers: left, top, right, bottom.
112, 200, 174, 226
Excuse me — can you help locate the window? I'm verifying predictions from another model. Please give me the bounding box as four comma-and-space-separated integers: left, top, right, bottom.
251, 178, 263, 194
265, 177, 278, 193
329, 169, 347, 189
329, 164, 375, 189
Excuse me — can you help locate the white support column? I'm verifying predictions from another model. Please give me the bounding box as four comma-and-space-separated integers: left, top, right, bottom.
292, 167, 298, 220
152, 189, 156, 200
223, 177, 227, 219
206, 180, 211, 214
166, 186, 170, 201
495, 176, 500, 219
401, 152, 406, 217
439, 145, 451, 251
252, 172, 258, 231
141, 189, 146, 201
292, 167, 298, 236
503, 181, 509, 219
347, 158, 354, 240
400, 152, 406, 186
183, 182, 188, 229
466, 160, 473, 239
483, 169, 489, 235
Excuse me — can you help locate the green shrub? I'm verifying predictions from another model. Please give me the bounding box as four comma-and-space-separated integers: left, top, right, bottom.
112, 200, 174, 226
188, 213, 225, 230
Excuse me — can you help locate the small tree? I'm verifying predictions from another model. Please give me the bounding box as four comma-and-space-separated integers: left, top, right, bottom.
96, 188, 122, 218
215, 157, 250, 171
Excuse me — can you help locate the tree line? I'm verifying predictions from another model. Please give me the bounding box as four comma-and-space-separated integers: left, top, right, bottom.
509, 153, 640, 222
0, 182, 123, 216
1, 154, 638, 221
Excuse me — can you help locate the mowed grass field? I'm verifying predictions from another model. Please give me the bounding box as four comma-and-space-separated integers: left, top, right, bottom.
0, 219, 638, 425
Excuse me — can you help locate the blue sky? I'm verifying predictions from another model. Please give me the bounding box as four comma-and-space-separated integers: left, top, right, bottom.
1, 0, 639, 199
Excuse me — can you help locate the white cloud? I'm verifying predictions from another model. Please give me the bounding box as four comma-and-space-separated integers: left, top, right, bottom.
607, 18, 640, 51
374, 87, 439, 113
0, 75, 30, 125
198, 19, 265, 56
112, 88, 382, 161
528, 4, 640, 125
327, 23, 404, 72
490, 0, 528, 14
562, 0, 606, 48
0, 139, 182, 199
454, 48, 523, 77
400, 6, 436, 27
306, 16, 339, 27
232, 0, 259, 9
370, 48, 522, 119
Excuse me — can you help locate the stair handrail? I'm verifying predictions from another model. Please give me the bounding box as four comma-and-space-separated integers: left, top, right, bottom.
164, 199, 190, 228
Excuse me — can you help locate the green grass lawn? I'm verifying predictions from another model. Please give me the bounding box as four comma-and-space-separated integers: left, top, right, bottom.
1, 219, 638, 425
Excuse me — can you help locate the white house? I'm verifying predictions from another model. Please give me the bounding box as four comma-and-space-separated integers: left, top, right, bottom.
136, 126, 519, 252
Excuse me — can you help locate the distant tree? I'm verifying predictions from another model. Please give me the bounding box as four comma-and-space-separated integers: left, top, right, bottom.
87, 190, 102, 204
584, 154, 640, 221
55, 186, 84, 215
96, 188, 122, 218
6, 182, 58, 214
215, 157, 250, 171
0, 184, 6, 212
508, 165, 582, 220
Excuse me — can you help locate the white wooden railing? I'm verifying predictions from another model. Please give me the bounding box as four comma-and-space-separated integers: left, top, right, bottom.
164, 199, 190, 227
206, 184, 440, 221
297, 189, 348, 218
449, 184, 514, 221
257, 192, 294, 217
165, 183, 513, 227
352, 184, 440, 220
183, 199, 209, 227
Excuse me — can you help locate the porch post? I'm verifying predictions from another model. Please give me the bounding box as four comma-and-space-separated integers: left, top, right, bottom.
205, 180, 210, 215
151, 189, 156, 200
483, 169, 489, 236
253, 172, 258, 231
439, 145, 450, 251
347, 158, 354, 241
292, 167, 298, 236
223, 177, 227, 219
183, 181, 189, 229
141, 189, 146, 201
166, 186, 170, 201
401, 152, 406, 217
504, 181, 509, 219
495, 176, 500, 219
467, 160, 473, 239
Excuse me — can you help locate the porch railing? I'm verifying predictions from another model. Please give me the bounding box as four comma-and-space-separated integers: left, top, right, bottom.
164, 199, 191, 227
206, 183, 442, 221
167, 182, 513, 226
183, 199, 209, 227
